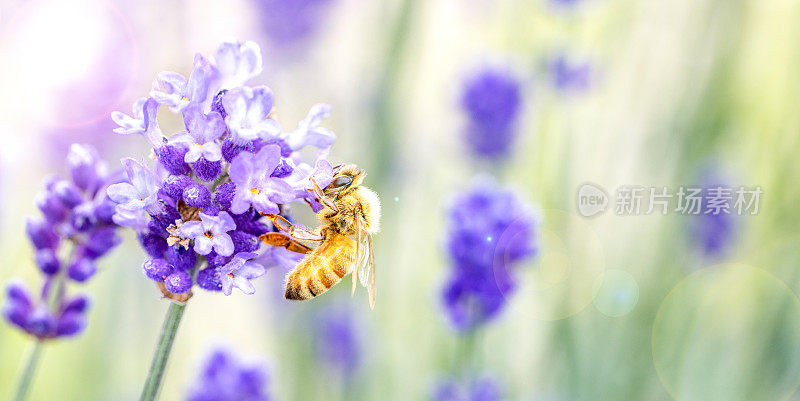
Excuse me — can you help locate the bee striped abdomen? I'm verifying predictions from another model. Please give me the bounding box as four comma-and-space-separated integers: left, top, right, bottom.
285, 233, 356, 301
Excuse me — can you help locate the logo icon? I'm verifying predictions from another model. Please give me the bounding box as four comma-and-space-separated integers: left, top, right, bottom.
577, 183, 608, 217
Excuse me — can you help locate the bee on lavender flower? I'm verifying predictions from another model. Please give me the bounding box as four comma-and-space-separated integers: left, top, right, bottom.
260, 164, 381, 308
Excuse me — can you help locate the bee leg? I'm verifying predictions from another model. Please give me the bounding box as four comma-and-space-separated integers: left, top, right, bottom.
260, 232, 313, 254
263, 214, 325, 242
309, 177, 338, 212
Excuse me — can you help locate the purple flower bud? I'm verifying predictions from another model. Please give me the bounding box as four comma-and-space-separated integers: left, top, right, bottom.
35, 189, 68, 223
211, 89, 228, 119
6, 281, 33, 307
82, 228, 122, 259
166, 245, 197, 271
214, 182, 237, 210
183, 182, 212, 208
61, 295, 90, 314
263, 138, 293, 157
27, 307, 57, 338
2, 302, 30, 329
52, 180, 83, 208
143, 258, 175, 282
67, 144, 101, 192
70, 203, 96, 231
67, 258, 97, 282
233, 210, 269, 236
231, 230, 259, 253
221, 138, 250, 162
193, 158, 222, 182
94, 198, 117, 224
203, 205, 220, 216
2, 281, 33, 329
197, 267, 222, 291
26, 217, 59, 250
270, 159, 293, 178
35, 248, 60, 275
139, 233, 168, 259
56, 310, 87, 337
156, 145, 191, 175
205, 251, 228, 268
164, 270, 192, 293
162, 175, 194, 199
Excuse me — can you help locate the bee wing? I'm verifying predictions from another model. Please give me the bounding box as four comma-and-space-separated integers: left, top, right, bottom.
366, 233, 376, 309
352, 209, 362, 296
356, 228, 376, 309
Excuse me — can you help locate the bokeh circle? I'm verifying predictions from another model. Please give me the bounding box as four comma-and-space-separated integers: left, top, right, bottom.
592, 269, 639, 317
652, 264, 800, 401
494, 209, 605, 320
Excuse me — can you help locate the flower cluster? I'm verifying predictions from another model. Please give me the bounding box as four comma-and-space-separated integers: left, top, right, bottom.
2, 144, 123, 339
433, 376, 504, 401
186, 348, 270, 401
442, 178, 537, 331
313, 304, 362, 377
109, 41, 335, 300
460, 66, 523, 160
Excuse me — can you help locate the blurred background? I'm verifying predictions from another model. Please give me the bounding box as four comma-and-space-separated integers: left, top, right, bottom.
1, 0, 800, 400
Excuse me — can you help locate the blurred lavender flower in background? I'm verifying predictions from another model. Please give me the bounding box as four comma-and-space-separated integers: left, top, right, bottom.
442, 177, 537, 331
690, 169, 737, 259
108, 41, 337, 301
550, 54, 591, 93
433, 375, 505, 401
460, 66, 523, 160
2, 144, 123, 339
254, 0, 336, 52
549, 0, 586, 10
313, 304, 362, 378
186, 348, 270, 401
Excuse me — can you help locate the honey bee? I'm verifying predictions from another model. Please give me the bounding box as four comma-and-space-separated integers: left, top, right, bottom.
260, 164, 381, 308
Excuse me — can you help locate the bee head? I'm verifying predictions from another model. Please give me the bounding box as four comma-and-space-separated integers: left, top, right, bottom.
325, 164, 364, 195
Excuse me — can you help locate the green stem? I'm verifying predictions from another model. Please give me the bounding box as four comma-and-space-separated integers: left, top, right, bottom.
12, 341, 43, 401
139, 302, 187, 401
370, 0, 417, 190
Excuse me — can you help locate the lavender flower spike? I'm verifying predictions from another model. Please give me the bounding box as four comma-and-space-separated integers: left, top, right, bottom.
107, 158, 162, 215
3, 144, 123, 340
285, 103, 336, 151
180, 212, 237, 256
229, 145, 295, 214
218, 252, 267, 295
222, 86, 281, 143
186, 348, 271, 401
442, 177, 537, 331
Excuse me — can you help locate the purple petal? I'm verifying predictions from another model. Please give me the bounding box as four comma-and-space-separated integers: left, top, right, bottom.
179, 221, 206, 238
253, 144, 282, 175
215, 41, 263, 89
216, 212, 237, 232
237, 261, 266, 279
232, 276, 255, 294
221, 274, 234, 296
193, 236, 214, 255
228, 151, 255, 185
187, 54, 216, 105
230, 191, 255, 215
213, 234, 234, 257
106, 182, 140, 206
